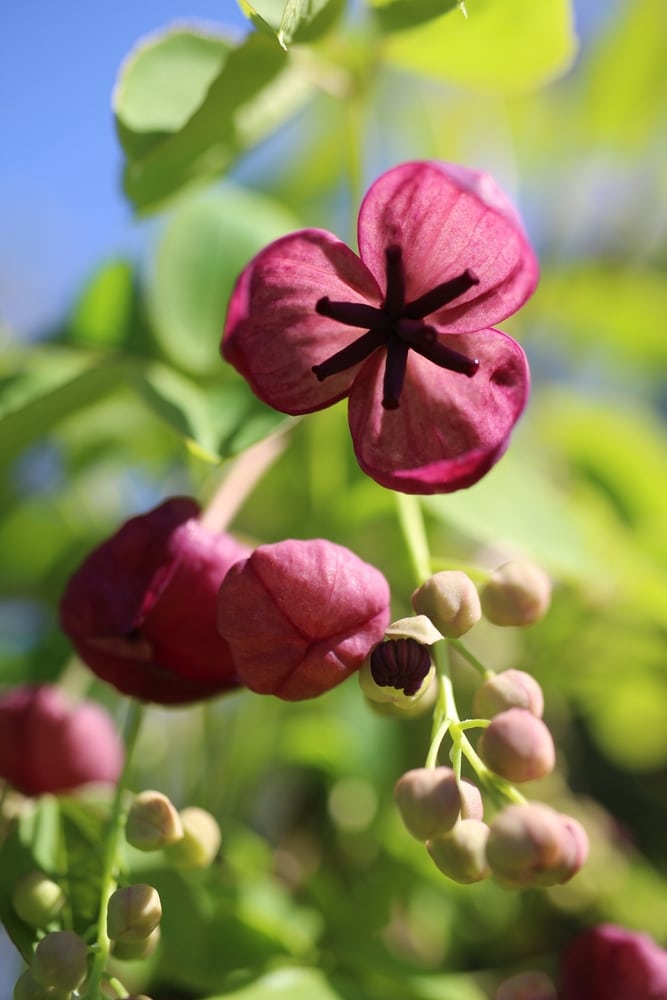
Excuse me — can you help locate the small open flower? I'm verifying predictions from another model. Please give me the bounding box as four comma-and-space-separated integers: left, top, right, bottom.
60, 498, 249, 705
222, 161, 537, 494
0, 685, 123, 796
216, 539, 390, 700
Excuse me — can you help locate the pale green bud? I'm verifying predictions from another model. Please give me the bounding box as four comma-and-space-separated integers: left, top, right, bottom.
412, 571, 481, 638
164, 807, 221, 869
31, 931, 88, 992
125, 790, 184, 852
107, 884, 162, 943
112, 926, 161, 961
427, 819, 490, 884
394, 767, 461, 841
13, 970, 70, 1000
12, 871, 65, 929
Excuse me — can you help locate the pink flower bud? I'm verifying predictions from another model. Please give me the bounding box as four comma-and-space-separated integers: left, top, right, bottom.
60, 497, 250, 705
412, 571, 481, 638
560, 924, 667, 1000
31, 930, 88, 992
473, 669, 544, 719
478, 709, 555, 783
0, 685, 123, 796
458, 779, 484, 820
125, 789, 184, 852
486, 803, 588, 889
426, 819, 490, 884
216, 539, 390, 700
480, 561, 551, 627
394, 767, 461, 841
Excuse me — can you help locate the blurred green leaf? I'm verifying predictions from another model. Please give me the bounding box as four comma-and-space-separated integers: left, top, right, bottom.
68, 259, 135, 349
238, 0, 345, 47
147, 186, 299, 375
370, 0, 460, 33
205, 967, 355, 1000
116, 29, 312, 213
381, 0, 577, 94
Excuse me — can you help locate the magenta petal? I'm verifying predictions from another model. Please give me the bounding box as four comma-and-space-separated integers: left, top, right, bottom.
222, 229, 382, 414
348, 330, 529, 494
216, 539, 391, 701
560, 924, 667, 1000
357, 161, 538, 333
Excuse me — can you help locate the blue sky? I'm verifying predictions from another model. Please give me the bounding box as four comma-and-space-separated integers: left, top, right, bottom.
0, 1, 616, 339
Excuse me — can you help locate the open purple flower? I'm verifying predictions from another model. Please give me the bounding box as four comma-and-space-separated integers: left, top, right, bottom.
60, 498, 249, 705
222, 161, 538, 494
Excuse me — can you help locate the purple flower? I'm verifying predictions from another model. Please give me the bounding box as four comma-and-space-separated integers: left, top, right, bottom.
0, 685, 123, 796
60, 498, 250, 705
216, 538, 391, 700
560, 924, 667, 1000
222, 161, 537, 494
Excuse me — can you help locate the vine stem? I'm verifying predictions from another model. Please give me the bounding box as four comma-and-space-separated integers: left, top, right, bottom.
394, 493, 431, 587
83, 699, 145, 1000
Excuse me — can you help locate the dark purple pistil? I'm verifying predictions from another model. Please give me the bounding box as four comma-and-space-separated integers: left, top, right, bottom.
370, 638, 432, 696
312, 245, 480, 409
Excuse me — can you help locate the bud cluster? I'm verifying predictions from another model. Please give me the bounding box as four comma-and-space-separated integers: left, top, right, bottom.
125, 791, 222, 870
383, 563, 587, 892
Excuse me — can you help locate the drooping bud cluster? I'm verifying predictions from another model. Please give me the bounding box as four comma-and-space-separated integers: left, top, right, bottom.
125, 790, 222, 870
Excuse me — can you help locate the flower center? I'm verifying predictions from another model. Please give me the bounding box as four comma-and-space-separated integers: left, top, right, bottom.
370, 638, 432, 695
312, 245, 480, 409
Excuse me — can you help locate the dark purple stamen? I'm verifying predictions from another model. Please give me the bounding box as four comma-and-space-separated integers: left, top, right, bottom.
312, 245, 480, 408
370, 638, 432, 696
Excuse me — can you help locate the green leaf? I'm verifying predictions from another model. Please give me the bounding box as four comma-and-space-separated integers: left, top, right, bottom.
115, 29, 312, 213
205, 966, 351, 1000
237, 0, 345, 46
381, 0, 578, 94
147, 186, 299, 375
370, 0, 460, 34
68, 259, 135, 349
0, 349, 133, 467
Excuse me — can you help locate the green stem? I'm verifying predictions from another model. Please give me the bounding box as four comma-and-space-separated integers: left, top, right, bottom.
83, 700, 144, 1000
394, 493, 431, 587
448, 637, 494, 679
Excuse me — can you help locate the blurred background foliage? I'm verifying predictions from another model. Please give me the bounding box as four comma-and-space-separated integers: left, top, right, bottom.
1, 0, 667, 996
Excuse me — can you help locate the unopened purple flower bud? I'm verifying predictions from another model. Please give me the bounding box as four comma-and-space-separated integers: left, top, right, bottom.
12, 871, 65, 929
60, 498, 250, 705
473, 669, 544, 719
458, 779, 484, 820
486, 803, 588, 889
560, 924, 667, 1000
107, 883, 162, 943
0, 685, 123, 797
31, 930, 88, 992
481, 561, 551, 627
478, 709, 555, 783
426, 819, 490, 884
412, 571, 481, 638
217, 539, 390, 700
394, 767, 461, 840
125, 790, 184, 852
164, 806, 221, 869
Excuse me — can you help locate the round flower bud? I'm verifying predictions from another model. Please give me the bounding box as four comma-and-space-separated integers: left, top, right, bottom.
496, 970, 556, 1000
394, 767, 461, 841
560, 924, 667, 1000
412, 571, 481, 638
426, 819, 490, 884
478, 709, 555, 783
473, 669, 544, 719
164, 807, 221, 869
359, 638, 435, 709
107, 884, 162, 943
125, 790, 184, 852
60, 497, 250, 705
458, 779, 484, 821
383, 615, 443, 644
480, 561, 551, 627
31, 930, 88, 992
13, 970, 71, 1000
486, 803, 588, 889
217, 539, 390, 700
112, 926, 160, 961
12, 871, 65, 929
0, 685, 123, 797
